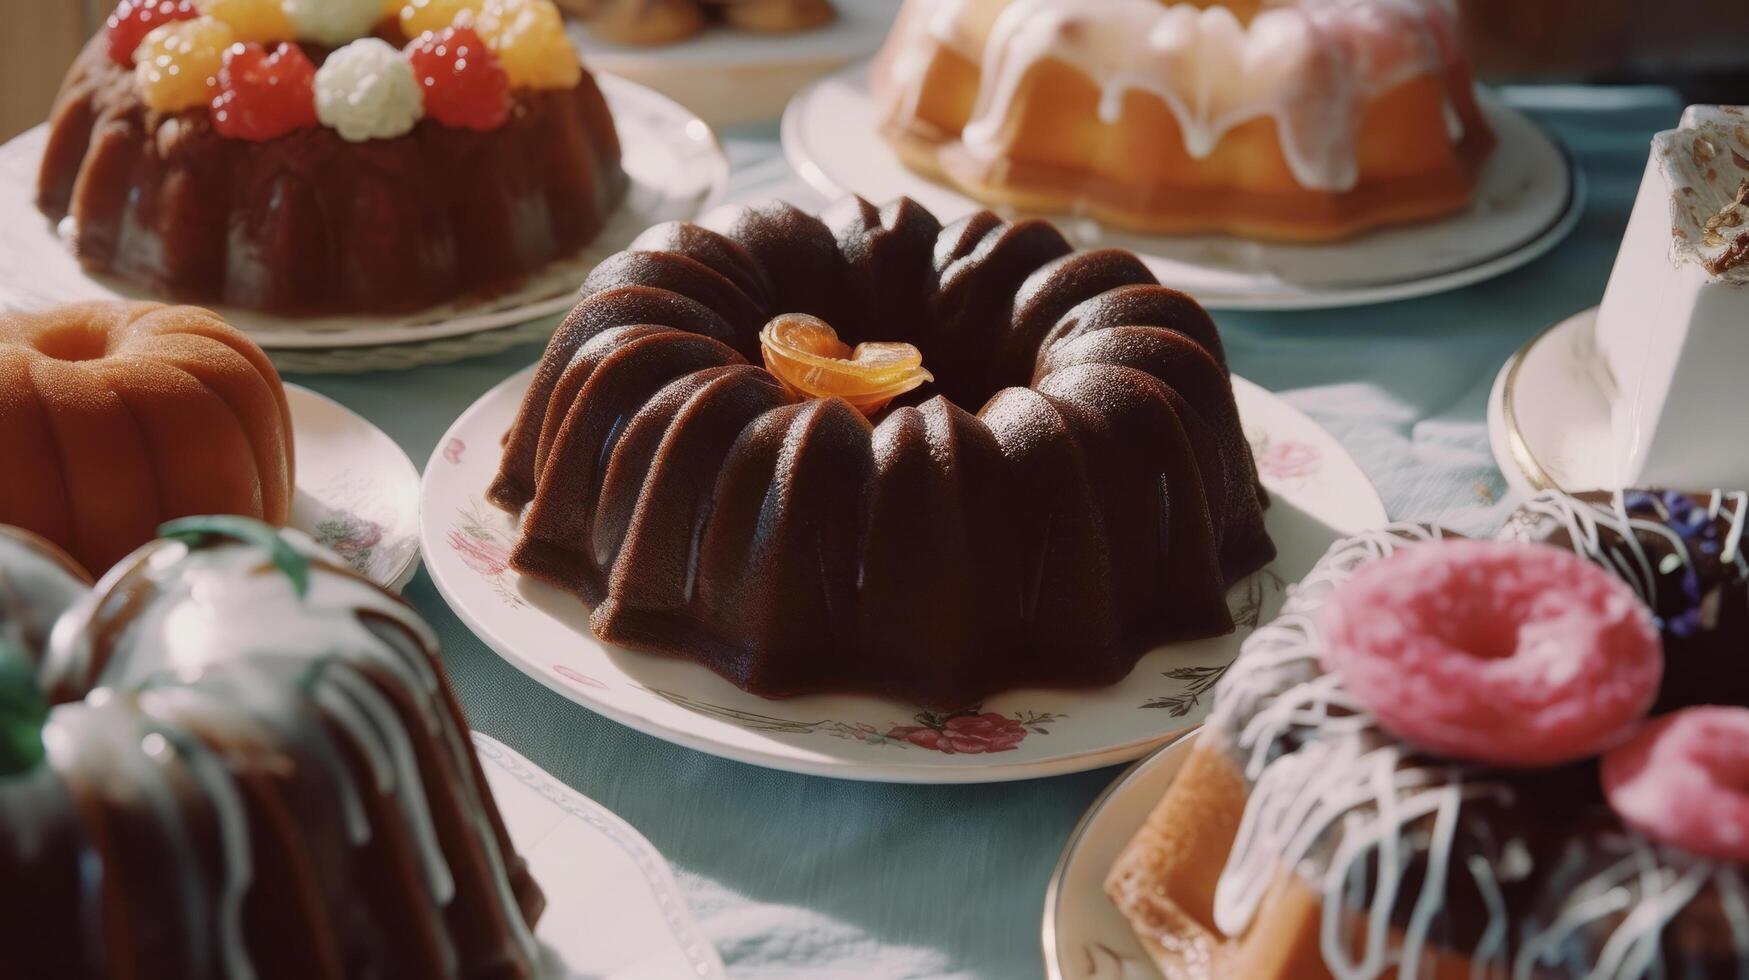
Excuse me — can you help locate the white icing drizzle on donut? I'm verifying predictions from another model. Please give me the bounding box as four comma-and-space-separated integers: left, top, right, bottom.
1207, 515, 1749, 979
1501, 489, 1749, 611
879, 0, 1464, 193
23, 532, 540, 976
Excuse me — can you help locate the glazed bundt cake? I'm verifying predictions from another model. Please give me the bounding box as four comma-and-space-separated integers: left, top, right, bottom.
39, 0, 626, 316
872, 0, 1496, 241
1108, 488, 1749, 979
561, 0, 835, 46
0, 301, 293, 576
0, 517, 545, 979
489, 195, 1274, 708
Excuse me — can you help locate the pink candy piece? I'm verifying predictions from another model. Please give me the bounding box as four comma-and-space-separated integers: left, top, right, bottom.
1317, 539, 1662, 767
1604, 706, 1749, 861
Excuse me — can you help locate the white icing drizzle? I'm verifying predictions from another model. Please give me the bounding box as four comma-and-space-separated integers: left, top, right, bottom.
880, 0, 1464, 193
20, 531, 541, 975
1206, 515, 1749, 979
1501, 489, 1749, 612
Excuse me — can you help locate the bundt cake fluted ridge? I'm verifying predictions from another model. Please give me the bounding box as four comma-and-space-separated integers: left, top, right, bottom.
491, 196, 1273, 707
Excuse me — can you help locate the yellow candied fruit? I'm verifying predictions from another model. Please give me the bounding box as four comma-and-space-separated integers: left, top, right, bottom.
759, 314, 933, 416
135, 17, 237, 112
194, 0, 293, 42
476, 0, 581, 89
395, 0, 483, 36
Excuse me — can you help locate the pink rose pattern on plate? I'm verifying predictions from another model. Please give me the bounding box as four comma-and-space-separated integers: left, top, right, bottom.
887, 712, 1033, 754
1256, 439, 1321, 482
450, 500, 526, 607
553, 664, 609, 690
443, 438, 467, 464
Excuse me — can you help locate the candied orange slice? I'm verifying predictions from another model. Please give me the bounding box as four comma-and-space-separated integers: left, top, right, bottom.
759, 314, 932, 416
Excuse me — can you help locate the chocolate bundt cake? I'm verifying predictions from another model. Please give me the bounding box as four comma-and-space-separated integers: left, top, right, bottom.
490, 196, 1274, 707
1109, 488, 1749, 979
0, 518, 545, 979
38, 1, 626, 316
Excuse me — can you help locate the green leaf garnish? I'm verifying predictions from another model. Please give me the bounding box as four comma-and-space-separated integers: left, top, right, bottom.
158, 516, 310, 599
0, 639, 47, 778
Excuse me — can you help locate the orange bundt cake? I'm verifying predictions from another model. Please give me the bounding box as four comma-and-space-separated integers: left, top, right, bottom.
0, 517, 544, 978
872, 0, 1496, 241
39, 0, 627, 316
1107, 488, 1749, 978
561, 0, 835, 46
0, 301, 293, 576
489, 195, 1275, 707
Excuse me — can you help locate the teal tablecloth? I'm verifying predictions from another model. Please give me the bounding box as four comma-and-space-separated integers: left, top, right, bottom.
298, 85, 1683, 979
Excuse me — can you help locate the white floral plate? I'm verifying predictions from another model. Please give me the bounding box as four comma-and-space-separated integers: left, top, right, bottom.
568, 0, 896, 126
782, 63, 1583, 312
421, 366, 1383, 783
287, 384, 421, 593
1042, 731, 1199, 980
473, 732, 727, 979
0, 75, 727, 363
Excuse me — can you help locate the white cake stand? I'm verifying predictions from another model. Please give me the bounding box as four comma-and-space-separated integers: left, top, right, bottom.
1486, 306, 1616, 497
783, 63, 1583, 311
568, 0, 897, 126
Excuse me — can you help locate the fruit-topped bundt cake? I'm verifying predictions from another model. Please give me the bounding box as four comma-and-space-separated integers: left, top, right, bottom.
0, 301, 294, 576
561, 0, 835, 46
1108, 486, 1749, 979
39, 0, 627, 316
0, 517, 545, 979
872, 0, 1495, 241
489, 195, 1275, 708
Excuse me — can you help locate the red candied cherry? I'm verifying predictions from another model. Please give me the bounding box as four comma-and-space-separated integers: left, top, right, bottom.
108, 0, 200, 66
406, 26, 511, 131
211, 43, 320, 141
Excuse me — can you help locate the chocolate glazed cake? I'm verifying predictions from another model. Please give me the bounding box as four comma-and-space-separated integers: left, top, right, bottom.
1109, 488, 1749, 979
489, 196, 1275, 708
38, 33, 626, 317
0, 521, 545, 979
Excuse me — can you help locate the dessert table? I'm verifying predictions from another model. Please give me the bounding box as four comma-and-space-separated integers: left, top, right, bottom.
296, 84, 1682, 979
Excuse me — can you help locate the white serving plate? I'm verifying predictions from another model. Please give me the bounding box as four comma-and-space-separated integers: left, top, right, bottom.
1042, 731, 1199, 980
1486, 305, 1613, 497
0, 75, 727, 367
473, 732, 727, 980
782, 63, 1583, 311
287, 383, 421, 592
420, 366, 1384, 783
568, 0, 896, 126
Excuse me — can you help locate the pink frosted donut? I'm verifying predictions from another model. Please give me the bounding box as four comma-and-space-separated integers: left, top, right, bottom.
1603, 707, 1749, 861
1317, 539, 1661, 767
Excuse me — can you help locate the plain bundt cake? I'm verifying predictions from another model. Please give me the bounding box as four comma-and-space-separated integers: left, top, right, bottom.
38, 0, 626, 316
0, 301, 293, 576
872, 0, 1496, 242
0, 517, 545, 979
489, 196, 1274, 708
561, 0, 835, 46
1108, 488, 1749, 979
